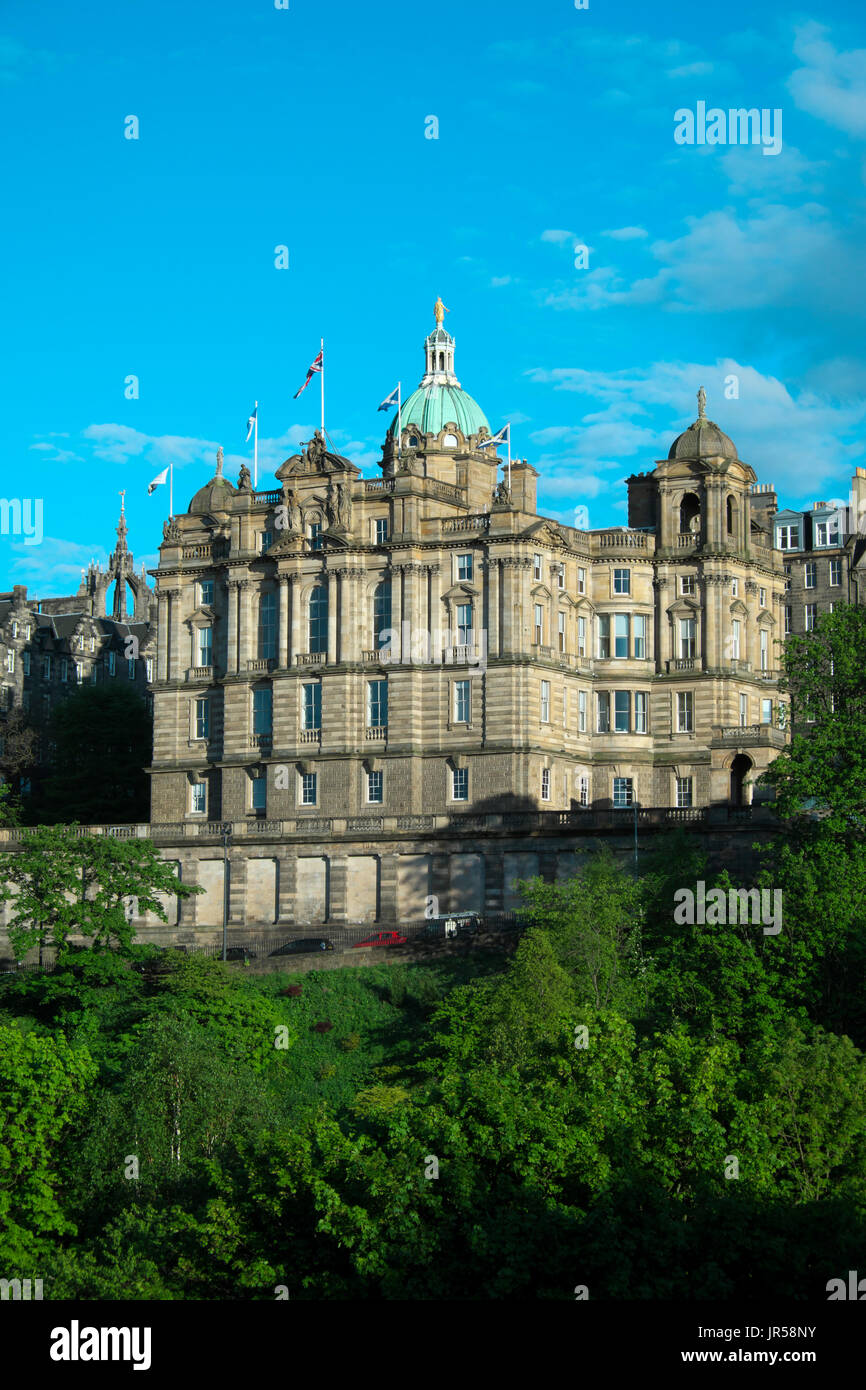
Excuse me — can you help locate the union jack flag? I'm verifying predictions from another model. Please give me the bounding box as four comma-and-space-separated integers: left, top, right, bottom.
293, 350, 323, 399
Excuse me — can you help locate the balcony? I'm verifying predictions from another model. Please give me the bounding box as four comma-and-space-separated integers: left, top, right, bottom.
249, 732, 273, 749
714, 723, 787, 747
666, 657, 697, 672
593, 529, 650, 550
442, 514, 490, 533
364, 479, 395, 494
295, 652, 327, 666
758, 668, 780, 681
444, 644, 481, 664
362, 649, 389, 662
247, 658, 277, 673
365, 725, 387, 740
254, 489, 281, 504
298, 728, 321, 743
188, 665, 213, 681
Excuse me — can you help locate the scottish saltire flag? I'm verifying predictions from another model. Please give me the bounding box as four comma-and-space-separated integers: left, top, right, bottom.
147, 468, 169, 494
245, 405, 257, 442
377, 386, 400, 412
478, 423, 509, 450
293, 350, 323, 399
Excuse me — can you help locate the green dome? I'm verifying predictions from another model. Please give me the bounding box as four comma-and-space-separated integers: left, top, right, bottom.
388, 384, 489, 440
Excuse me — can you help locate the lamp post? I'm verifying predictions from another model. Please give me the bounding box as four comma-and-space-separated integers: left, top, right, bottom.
221, 822, 232, 961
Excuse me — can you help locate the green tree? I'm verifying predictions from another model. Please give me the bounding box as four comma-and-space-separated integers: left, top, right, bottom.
40, 684, 152, 824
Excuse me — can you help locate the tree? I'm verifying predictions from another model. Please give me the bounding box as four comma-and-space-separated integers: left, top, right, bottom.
0, 709, 40, 799
39, 684, 152, 824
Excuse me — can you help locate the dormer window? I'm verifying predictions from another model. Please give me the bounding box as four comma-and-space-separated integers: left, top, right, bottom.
443, 432, 458, 448
408, 435, 418, 448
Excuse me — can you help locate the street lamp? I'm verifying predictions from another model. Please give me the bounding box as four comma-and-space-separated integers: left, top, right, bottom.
220, 821, 232, 961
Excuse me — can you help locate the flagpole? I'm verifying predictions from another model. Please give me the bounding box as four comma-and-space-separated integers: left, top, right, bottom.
320, 337, 325, 435
169, 462, 173, 519
253, 400, 258, 490
397, 381, 402, 460
507, 423, 511, 493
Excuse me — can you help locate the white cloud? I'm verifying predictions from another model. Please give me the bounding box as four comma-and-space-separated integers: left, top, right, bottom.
666, 61, 714, 78
720, 143, 826, 195
490, 275, 513, 287
541, 229, 576, 245
602, 226, 648, 240
788, 23, 866, 137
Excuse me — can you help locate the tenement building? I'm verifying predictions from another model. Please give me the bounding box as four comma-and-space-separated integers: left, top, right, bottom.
140, 308, 787, 933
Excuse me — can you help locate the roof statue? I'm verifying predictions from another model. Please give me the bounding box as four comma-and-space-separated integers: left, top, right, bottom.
216, 446, 224, 478
697, 386, 707, 421
434, 296, 450, 325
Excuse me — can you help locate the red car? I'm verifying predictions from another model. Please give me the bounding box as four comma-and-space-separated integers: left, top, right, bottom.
352, 931, 408, 948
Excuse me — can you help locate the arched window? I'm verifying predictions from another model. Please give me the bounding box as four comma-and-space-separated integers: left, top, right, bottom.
439, 352, 444, 370
373, 579, 392, 650
409, 434, 419, 447
258, 591, 276, 660
679, 492, 701, 534
726, 495, 737, 536
309, 585, 328, 654
443, 432, 459, 448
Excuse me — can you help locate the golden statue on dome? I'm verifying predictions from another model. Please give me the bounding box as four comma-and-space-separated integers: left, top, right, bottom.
434, 296, 450, 325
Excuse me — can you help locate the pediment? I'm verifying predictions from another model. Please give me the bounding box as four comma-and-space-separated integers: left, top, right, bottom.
729, 599, 748, 617
667, 596, 701, 617
531, 583, 552, 601
523, 520, 567, 548
442, 582, 479, 601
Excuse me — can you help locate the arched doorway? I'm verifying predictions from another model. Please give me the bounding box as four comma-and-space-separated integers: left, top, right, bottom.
730, 753, 752, 806
679, 492, 701, 535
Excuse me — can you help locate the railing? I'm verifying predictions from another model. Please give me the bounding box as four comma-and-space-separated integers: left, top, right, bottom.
442, 515, 490, 532
298, 729, 321, 743
295, 652, 327, 665
676, 533, 698, 548
667, 658, 696, 672
443, 644, 481, 664
426, 479, 464, 504
254, 490, 282, 504
182, 545, 213, 560
365, 725, 387, 740
364, 479, 395, 494
362, 650, 386, 662
593, 530, 650, 550
249, 732, 273, 749
188, 665, 213, 680
758, 669, 780, 681
346, 817, 384, 832
247, 658, 276, 672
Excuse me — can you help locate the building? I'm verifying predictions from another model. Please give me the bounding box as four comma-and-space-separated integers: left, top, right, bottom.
140, 307, 787, 932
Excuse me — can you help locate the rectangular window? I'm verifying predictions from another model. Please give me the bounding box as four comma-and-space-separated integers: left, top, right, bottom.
830, 558, 842, 587
61, 658, 68, 682
633, 614, 646, 659
739, 693, 748, 726
540, 679, 550, 723
252, 686, 273, 735
577, 616, 587, 657
613, 568, 630, 595
815, 521, 829, 547
260, 531, 273, 554
198, 626, 213, 667
679, 617, 696, 659
89, 635, 95, 653
577, 567, 586, 595
598, 614, 610, 659
191, 782, 206, 814
42, 655, 51, 680
302, 682, 322, 731
533, 553, 543, 581
301, 773, 317, 805
200, 579, 214, 606
613, 777, 633, 809
309, 522, 323, 551
453, 679, 470, 723
558, 611, 565, 653
10, 621, 17, 638
777, 525, 799, 550
452, 767, 468, 802
759, 587, 767, 608
680, 575, 695, 596
541, 768, 550, 802
784, 606, 792, 634
761, 698, 773, 725
367, 678, 387, 728
74, 660, 83, 684
597, 691, 610, 733
677, 691, 694, 733
108, 650, 116, 675
90, 665, 97, 684
760, 628, 769, 670
634, 690, 648, 733
578, 774, 589, 807
557, 563, 565, 590
534, 603, 543, 645
731, 619, 741, 659
21, 651, 30, 676
804, 561, 817, 589
251, 773, 266, 811
456, 553, 473, 582
195, 697, 209, 739
784, 565, 792, 591
731, 578, 739, 598
456, 602, 473, 646
258, 591, 277, 660
676, 776, 693, 808
578, 689, 587, 733
614, 690, 630, 733
146, 657, 153, 682
375, 518, 389, 545
128, 658, 136, 679
367, 770, 383, 804
614, 613, 629, 658
805, 603, 817, 632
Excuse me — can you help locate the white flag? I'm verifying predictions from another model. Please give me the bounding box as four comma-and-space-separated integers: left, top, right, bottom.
148, 468, 169, 495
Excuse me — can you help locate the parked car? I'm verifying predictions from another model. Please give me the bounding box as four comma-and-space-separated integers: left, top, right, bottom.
268, 938, 335, 957
223, 946, 257, 962
423, 913, 481, 939
352, 931, 408, 948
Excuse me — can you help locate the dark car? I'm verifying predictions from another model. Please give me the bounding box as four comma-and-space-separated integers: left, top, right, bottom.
268, 938, 335, 957
223, 946, 257, 962
352, 930, 408, 948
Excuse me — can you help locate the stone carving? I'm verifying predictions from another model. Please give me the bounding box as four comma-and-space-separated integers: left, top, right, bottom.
238, 463, 252, 490
336, 480, 351, 529
494, 479, 512, 505
162, 517, 182, 543
216, 446, 224, 477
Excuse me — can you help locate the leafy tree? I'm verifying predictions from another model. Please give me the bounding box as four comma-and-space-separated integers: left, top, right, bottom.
39, 684, 152, 824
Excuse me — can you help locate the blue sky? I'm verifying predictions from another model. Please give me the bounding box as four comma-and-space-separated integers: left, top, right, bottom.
1, 0, 865, 596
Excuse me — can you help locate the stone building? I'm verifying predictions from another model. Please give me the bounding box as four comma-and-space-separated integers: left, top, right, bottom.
141, 310, 787, 932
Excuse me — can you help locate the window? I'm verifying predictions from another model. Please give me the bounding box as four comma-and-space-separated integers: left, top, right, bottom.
200, 579, 214, 606
89, 635, 95, 653
613, 613, 629, 658
731, 619, 741, 659
804, 562, 817, 589
258, 591, 276, 660
301, 773, 317, 805
541, 768, 551, 801
558, 611, 566, 653
375, 518, 389, 545
677, 691, 694, 733
252, 686, 273, 735
760, 628, 769, 670
613, 777, 633, 808
74, 660, 83, 684
805, 603, 817, 632
251, 772, 266, 811
108, 650, 116, 675
191, 782, 206, 814
578, 775, 589, 807
759, 587, 767, 609
456, 553, 473, 582
146, 657, 153, 682
613, 568, 630, 595
814, 520, 838, 547
557, 563, 565, 590
614, 690, 630, 733
598, 614, 610, 659
21, 651, 30, 676
367, 770, 383, 804
731, 578, 739, 598
452, 767, 468, 801
61, 658, 68, 682
577, 616, 587, 657
453, 679, 470, 723
373, 579, 392, 650
302, 682, 322, 730
830, 559, 842, 587
10, 621, 17, 638
761, 698, 773, 725
676, 777, 693, 808
784, 566, 791, 592
259, 531, 273, 554
90, 665, 97, 684
128, 658, 136, 679
777, 525, 799, 550
784, 606, 792, 634
456, 603, 473, 646
308, 521, 323, 551
577, 567, 586, 595
534, 603, 543, 645
597, 691, 610, 733
626, 615, 645, 660
195, 697, 209, 739
578, 689, 587, 733
533, 553, 543, 581
634, 690, 648, 733
309, 585, 328, 653
42, 655, 51, 679
680, 575, 695, 596
679, 617, 696, 659
540, 680, 550, 723
739, 693, 748, 726
367, 679, 387, 728
197, 626, 213, 667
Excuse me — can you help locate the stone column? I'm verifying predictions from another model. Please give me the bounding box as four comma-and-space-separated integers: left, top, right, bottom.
277, 851, 297, 925
487, 556, 500, 659
239, 579, 255, 670
403, 563, 420, 658
227, 580, 240, 674
228, 854, 247, 925
167, 588, 184, 682
278, 574, 290, 669
156, 590, 169, 681
327, 569, 338, 663
328, 855, 349, 923
343, 569, 363, 663
390, 565, 402, 662
290, 574, 301, 664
